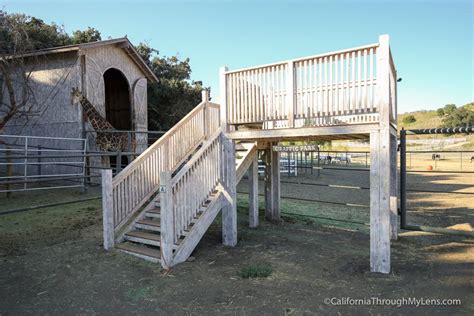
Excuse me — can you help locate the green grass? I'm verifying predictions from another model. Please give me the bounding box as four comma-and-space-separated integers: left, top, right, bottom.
239, 262, 272, 278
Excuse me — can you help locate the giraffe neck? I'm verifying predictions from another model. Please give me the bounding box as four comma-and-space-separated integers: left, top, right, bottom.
80, 96, 115, 131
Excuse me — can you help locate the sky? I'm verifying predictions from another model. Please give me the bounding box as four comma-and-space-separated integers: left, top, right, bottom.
2, 0, 473, 113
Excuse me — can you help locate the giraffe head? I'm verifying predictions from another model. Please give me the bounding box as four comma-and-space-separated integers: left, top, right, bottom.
71, 87, 84, 105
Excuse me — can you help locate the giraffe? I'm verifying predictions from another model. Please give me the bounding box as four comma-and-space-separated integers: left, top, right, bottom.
71, 88, 135, 166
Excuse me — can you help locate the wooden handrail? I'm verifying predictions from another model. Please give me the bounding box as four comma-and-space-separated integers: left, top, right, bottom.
113, 100, 206, 184
109, 96, 220, 232
171, 128, 222, 187
224, 43, 379, 75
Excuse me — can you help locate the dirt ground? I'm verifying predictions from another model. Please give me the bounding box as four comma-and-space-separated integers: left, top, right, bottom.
0, 168, 473, 315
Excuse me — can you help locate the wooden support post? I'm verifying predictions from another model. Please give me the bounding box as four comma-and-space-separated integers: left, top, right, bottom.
369, 34, 394, 272
248, 154, 259, 228
160, 171, 174, 268
101, 169, 114, 250
264, 147, 272, 220
264, 143, 280, 222
370, 130, 391, 274
221, 134, 237, 246
271, 146, 281, 220
286, 61, 295, 128
220, 66, 229, 132
390, 133, 398, 240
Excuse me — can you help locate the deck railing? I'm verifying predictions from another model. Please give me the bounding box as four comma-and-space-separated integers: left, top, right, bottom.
104, 91, 220, 235
221, 35, 397, 129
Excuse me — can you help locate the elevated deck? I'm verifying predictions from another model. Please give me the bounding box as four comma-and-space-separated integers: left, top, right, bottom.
220, 35, 397, 142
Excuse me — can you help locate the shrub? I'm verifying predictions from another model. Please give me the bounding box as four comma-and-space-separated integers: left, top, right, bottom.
239, 263, 272, 278
402, 115, 416, 124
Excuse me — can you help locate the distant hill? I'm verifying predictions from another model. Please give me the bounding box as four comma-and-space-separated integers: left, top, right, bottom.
397, 102, 474, 149
398, 102, 474, 130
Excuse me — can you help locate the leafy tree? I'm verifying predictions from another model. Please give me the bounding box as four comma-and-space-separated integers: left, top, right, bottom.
436, 103, 474, 128
0, 10, 205, 133
436, 108, 444, 117
443, 104, 457, 115
402, 114, 416, 125
441, 106, 474, 128
70, 27, 101, 44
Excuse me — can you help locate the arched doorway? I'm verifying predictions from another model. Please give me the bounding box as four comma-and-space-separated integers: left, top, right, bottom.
103, 68, 131, 130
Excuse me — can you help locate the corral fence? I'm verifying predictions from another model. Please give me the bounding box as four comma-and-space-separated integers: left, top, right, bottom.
0, 135, 87, 193
0, 130, 165, 194
268, 148, 474, 176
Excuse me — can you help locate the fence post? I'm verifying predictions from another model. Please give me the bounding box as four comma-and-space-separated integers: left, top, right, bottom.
37, 145, 42, 177
116, 151, 122, 173
24, 137, 28, 190
220, 66, 229, 132
6, 145, 12, 198
160, 170, 174, 268
127, 132, 132, 163
101, 169, 114, 250
286, 61, 295, 128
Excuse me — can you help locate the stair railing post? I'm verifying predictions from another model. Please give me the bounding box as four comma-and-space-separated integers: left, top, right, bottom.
220, 66, 229, 132
286, 61, 295, 128
202, 89, 209, 138
160, 171, 174, 268
101, 169, 114, 250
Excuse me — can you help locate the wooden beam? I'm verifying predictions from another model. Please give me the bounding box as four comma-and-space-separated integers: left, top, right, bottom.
370, 130, 391, 274
249, 154, 259, 228
221, 134, 237, 246
101, 169, 114, 250
228, 123, 378, 141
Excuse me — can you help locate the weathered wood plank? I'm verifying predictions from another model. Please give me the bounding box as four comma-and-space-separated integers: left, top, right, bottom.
370, 129, 391, 274
221, 133, 237, 246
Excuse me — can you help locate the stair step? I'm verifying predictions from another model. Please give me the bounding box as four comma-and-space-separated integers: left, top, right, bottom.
125, 231, 161, 247
116, 242, 161, 263
135, 219, 161, 231
145, 208, 161, 219
125, 231, 182, 249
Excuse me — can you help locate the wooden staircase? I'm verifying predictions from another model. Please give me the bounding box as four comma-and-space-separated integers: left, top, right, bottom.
101, 91, 242, 269
113, 140, 257, 265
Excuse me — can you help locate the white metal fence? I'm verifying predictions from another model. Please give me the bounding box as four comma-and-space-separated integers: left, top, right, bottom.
0, 135, 87, 193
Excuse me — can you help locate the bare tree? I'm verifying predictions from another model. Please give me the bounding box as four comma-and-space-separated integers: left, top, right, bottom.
0, 11, 38, 133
